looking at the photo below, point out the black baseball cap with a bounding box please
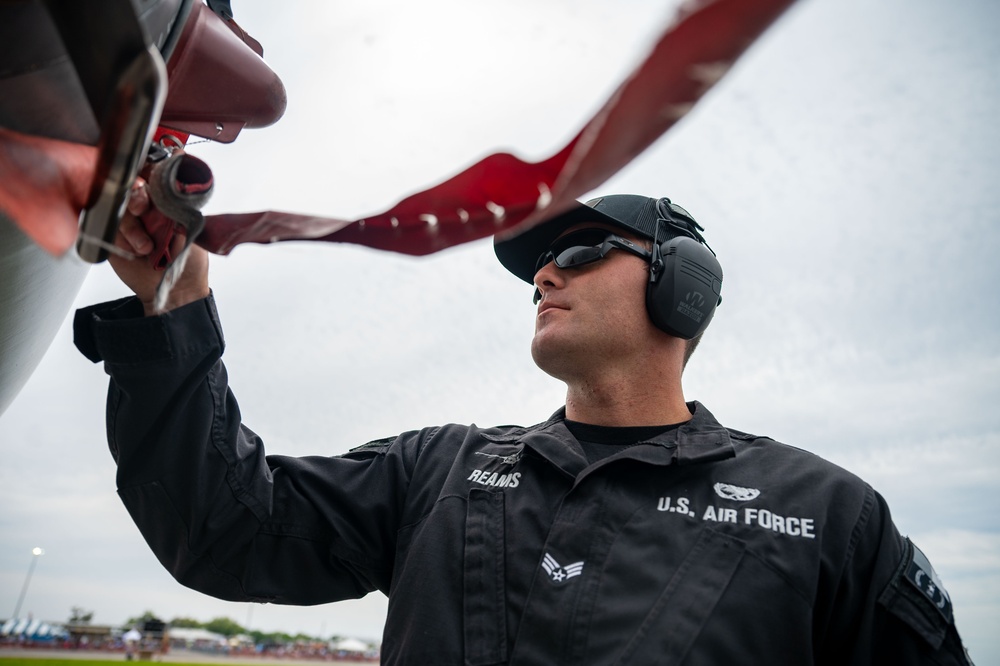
[494,194,700,283]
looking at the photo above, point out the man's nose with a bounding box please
[533,260,565,304]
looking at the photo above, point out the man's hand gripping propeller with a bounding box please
[112,138,212,315]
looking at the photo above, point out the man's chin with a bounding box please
[531,337,584,382]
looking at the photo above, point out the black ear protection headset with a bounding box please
[644,198,723,340]
[494,193,723,341]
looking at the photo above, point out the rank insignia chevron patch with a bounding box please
[542,552,584,585]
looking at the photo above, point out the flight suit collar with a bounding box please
[482,401,736,478]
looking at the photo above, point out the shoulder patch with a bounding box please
[879,538,956,651]
[904,541,953,624]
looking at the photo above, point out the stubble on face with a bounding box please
[530,251,655,384]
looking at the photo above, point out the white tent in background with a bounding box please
[5,618,37,637]
[168,627,228,648]
[0,617,63,640]
[333,637,369,654]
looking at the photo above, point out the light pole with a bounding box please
[12,547,44,619]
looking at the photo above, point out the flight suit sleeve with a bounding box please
[822,486,973,665]
[74,294,419,605]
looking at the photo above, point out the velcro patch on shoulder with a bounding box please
[905,541,954,624]
[879,538,954,650]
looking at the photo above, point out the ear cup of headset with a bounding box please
[646,236,723,339]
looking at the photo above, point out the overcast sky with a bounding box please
[1,0,998,661]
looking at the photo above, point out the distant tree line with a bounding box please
[69,607,94,624]
[121,610,326,645]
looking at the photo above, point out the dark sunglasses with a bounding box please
[534,228,652,275]
[532,229,652,304]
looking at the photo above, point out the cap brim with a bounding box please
[493,204,635,284]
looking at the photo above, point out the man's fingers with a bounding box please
[127,178,150,216]
[117,214,153,256]
[117,178,154,255]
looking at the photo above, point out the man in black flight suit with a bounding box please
[75,191,973,665]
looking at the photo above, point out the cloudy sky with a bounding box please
[1,0,998,660]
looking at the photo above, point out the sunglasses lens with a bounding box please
[535,229,612,274]
[554,245,603,268]
[535,250,554,275]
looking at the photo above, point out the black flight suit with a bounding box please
[75,294,972,665]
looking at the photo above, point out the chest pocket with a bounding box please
[464,489,508,666]
[616,528,746,665]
